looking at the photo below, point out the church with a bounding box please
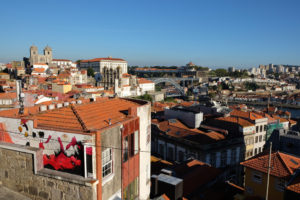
[29,45,53,65]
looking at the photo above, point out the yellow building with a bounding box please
[241,151,300,200]
[52,82,72,94]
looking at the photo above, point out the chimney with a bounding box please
[40,105,47,112]
[150,175,158,198]
[77,100,82,104]
[48,104,55,110]
[56,103,62,108]
[63,102,69,107]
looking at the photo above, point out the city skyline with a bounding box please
[1,0,300,68]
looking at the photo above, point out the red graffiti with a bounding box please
[57,137,65,152]
[43,152,81,170]
[45,135,52,143]
[86,147,92,155]
[39,135,52,149]
[66,137,77,150]
[0,123,13,144]
[39,142,44,149]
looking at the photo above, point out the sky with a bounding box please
[0,0,300,68]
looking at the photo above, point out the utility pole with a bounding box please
[265,142,272,200]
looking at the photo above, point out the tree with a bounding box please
[87,67,95,77]
[244,82,259,91]
[136,94,152,101]
[215,69,228,77]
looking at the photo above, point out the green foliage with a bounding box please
[208,92,216,98]
[215,69,228,77]
[164,97,176,102]
[87,67,95,77]
[135,94,152,101]
[228,70,249,78]
[187,90,193,96]
[155,85,162,91]
[244,82,259,91]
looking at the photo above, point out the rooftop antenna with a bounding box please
[17,80,24,115]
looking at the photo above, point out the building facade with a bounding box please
[0,98,151,200]
[29,46,53,65]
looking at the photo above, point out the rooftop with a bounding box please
[0,98,144,133]
[241,151,300,178]
[80,57,125,63]
[154,119,225,144]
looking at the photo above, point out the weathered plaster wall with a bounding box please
[0,144,95,200]
[137,102,151,200]
[101,125,122,200]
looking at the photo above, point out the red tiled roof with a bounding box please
[32,68,45,73]
[122,73,131,78]
[52,59,71,62]
[271,115,289,123]
[35,98,139,132]
[230,109,264,120]
[286,175,300,194]
[0,92,17,99]
[0,98,141,133]
[80,57,125,63]
[156,119,225,143]
[216,116,254,127]
[174,159,222,197]
[138,78,154,84]
[241,151,300,178]
[33,63,47,65]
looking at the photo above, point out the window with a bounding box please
[259,147,262,153]
[134,131,139,155]
[231,149,236,164]
[129,134,134,157]
[260,125,263,132]
[254,148,257,155]
[275,178,285,192]
[221,151,226,167]
[159,144,165,158]
[102,148,113,178]
[255,136,258,143]
[252,171,262,183]
[210,153,216,167]
[259,135,262,142]
[123,178,139,200]
[256,126,259,133]
[167,146,174,160]
[123,136,128,162]
[178,151,184,162]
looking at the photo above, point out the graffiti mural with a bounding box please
[42,136,84,175]
[0,117,92,176]
[0,123,13,143]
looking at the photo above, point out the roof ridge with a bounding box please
[70,104,88,132]
[277,152,295,175]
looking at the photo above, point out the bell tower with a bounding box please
[29,45,38,65]
[44,45,53,64]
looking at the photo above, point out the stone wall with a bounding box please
[0,143,95,200]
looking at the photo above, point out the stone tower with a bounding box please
[43,46,52,64]
[29,45,38,64]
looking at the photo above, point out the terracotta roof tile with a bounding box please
[80,57,125,63]
[286,175,300,194]
[241,151,300,178]
[216,116,254,127]
[230,109,265,120]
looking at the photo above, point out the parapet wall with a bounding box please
[0,142,95,200]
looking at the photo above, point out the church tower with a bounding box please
[29,45,38,65]
[44,46,53,64]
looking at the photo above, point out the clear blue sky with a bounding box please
[0,0,300,68]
